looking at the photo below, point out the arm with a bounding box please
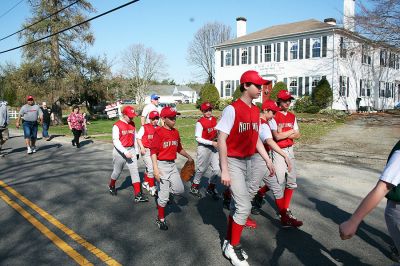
[151,154,160,182]
[112,125,133,158]
[16,114,21,129]
[266,138,292,172]
[256,138,275,177]
[288,118,301,139]
[137,139,146,155]
[218,132,230,186]
[339,180,392,240]
[271,129,295,141]
[178,149,193,161]
[195,121,216,147]
[141,116,146,126]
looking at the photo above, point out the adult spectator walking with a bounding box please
[67,106,85,148]
[16,96,43,154]
[141,94,160,126]
[40,102,53,141]
[0,100,9,155]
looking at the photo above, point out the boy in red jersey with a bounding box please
[108,106,148,203]
[217,70,275,266]
[269,90,303,226]
[190,102,220,200]
[137,110,159,196]
[151,107,193,230]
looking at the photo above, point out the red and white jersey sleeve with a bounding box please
[195,122,213,146]
[137,126,144,139]
[215,105,235,135]
[268,118,277,131]
[259,123,272,143]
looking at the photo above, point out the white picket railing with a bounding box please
[8,109,18,119]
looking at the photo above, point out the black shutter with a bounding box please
[220,81,224,97]
[322,36,327,57]
[284,41,288,61]
[260,45,263,62]
[347,77,349,97]
[299,39,303,59]
[339,76,343,96]
[231,49,235,66]
[236,49,240,65]
[298,77,303,96]
[231,81,235,96]
[255,46,258,64]
[277,43,281,62]
[236,80,239,90]
[306,39,310,59]
[248,47,252,64]
[305,77,310,95]
[221,50,224,67]
[359,79,362,96]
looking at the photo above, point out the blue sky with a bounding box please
[0,0,350,84]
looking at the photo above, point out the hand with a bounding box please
[212,141,218,149]
[339,220,358,240]
[16,122,20,129]
[140,147,146,155]
[187,156,193,162]
[221,170,231,186]
[285,156,292,173]
[267,159,275,177]
[124,152,134,159]
[154,169,161,182]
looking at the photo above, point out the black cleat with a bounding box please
[134,192,149,202]
[251,206,261,215]
[190,186,202,198]
[109,186,117,196]
[156,218,168,230]
[206,188,220,200]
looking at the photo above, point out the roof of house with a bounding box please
[144,85,196,97]
[217,19,336,47]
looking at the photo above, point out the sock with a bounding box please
[230,220,244,246]
[275,197,285,213]
[109,179,116,187]
[148,177,155,187]
[283,188,294,210]
[192,183,199,189]
[226,216,233,241]
[133,182,141,195]
[157,204,165,220]
[257,185,270,197]
[207,183,216,191]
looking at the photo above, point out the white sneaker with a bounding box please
[223,243,249,266]
[32,146,37,153]
[149,186,157,196]
[27,147,32,154]
[142,182,150,191]
[222,240,248,260]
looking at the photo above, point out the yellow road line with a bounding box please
[0,190,93,266]
[0,180,121,266]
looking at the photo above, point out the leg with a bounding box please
[385,200,400,255]
[192,145,212,185]
[22,122,33,153]
[156,161,171,230]
[31,123,38,152]
[143,148,156,195]
[127,150,148,202]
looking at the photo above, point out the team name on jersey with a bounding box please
[163,140,178,148]
[238,122,259,133]
[121,129,135,135]
[277,122,294,128]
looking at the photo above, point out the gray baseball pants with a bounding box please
[193,144,220,185]
[249,153,284,199]
[272,146,297,189]
[228,157,252,225]
[111,147,140,184]
[157,160,185,207]
[385,200,400,252]
[142,148,154,178]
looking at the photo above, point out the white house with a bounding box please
[214,0,400,112]
[143,85,198,104]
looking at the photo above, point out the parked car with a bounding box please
[121,99,136,104]
[158,102,176,109]
[395,102,400,109]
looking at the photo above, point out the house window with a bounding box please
[225,81,232,97]
[361,45,371,65]
[241,48,248,64]
[386,82,392,98]
[225,51,232,66]
[312,38,321,58]
[340,37,347,58]
[311,76,320,93]
[339,76,347,96]
[360,79,365,97]
[264,44,272,62]
[380,50,387,66]
[290,41,298,60]
[289,77,298,96]
[379,82,385,97]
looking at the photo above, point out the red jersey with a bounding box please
[150,127,183,161]
[274,111,296,148]
[141,124,158,148]
[198,116,217,141]
[226,99,260,158]
[114,120,136,147]
[260,118,271,152]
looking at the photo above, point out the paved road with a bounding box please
[0,114,399,265]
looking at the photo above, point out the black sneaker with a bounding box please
[190,186,202,198]
[206,187,220,200]
[156,218,168,230]
[389,245,400,262]
[109,186,117,196]
[251,206,261,215]
[232,244,246,261]
[134,192,149,203]
[71,140,76,146]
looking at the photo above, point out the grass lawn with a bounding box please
[8,112,345,151]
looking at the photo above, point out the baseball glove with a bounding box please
[180,160,195,182]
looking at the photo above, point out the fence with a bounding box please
[8,109,18,119]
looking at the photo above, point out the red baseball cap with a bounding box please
[122,106,137,118]
[149,110,159,119]
[27,95,34,101]
[262,100,281,112]
[200,102,213,111]
[277,90,294,101]
[160,107,180,118]
[240,70,270,85]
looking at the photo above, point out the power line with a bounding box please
[0,0,81,42]
[0,0,140,55]
[0,0,24,20]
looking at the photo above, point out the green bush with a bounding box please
[217,98,233,111]
[232,85,241,101]
[304,105,321,114]
[293,96,313,113]
[319,108,348,118]
[198,83,220,107]
[255,102,262,111]
[311,78,333,109]
[270,81,288,101]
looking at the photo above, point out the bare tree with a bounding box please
[187,22,232,84]
[121,44,167,107]
[355,0,400,46]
